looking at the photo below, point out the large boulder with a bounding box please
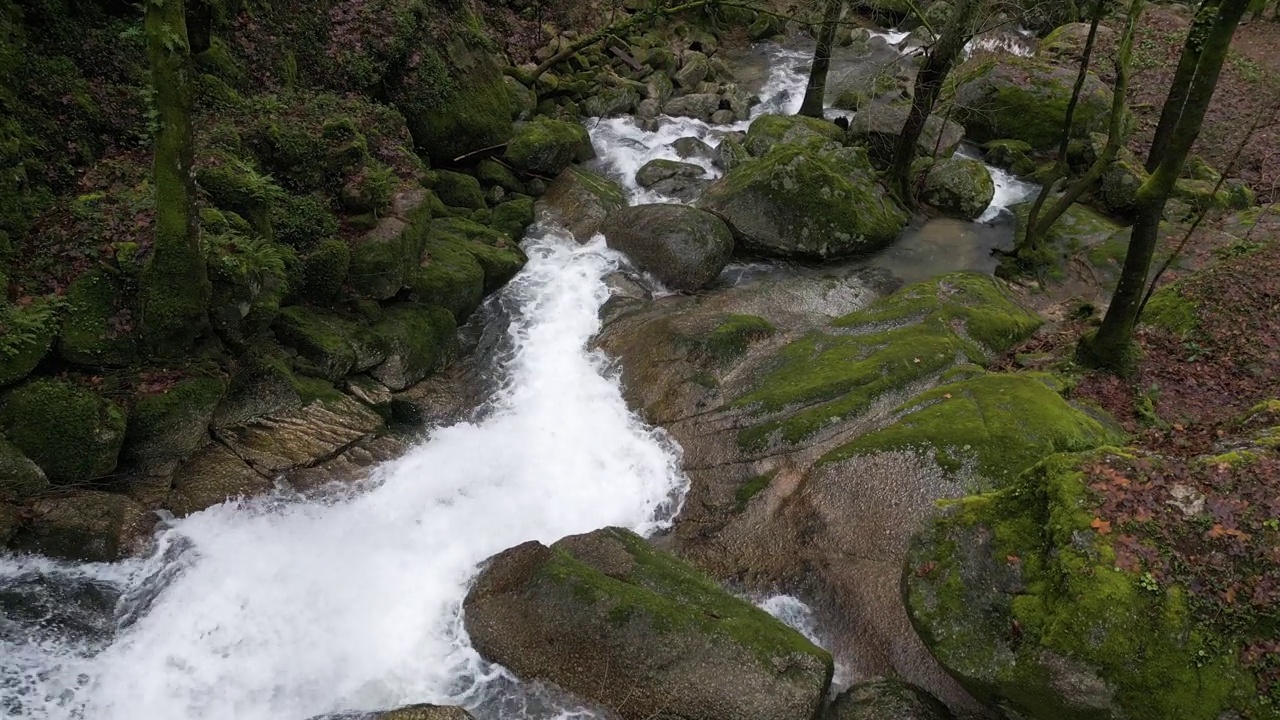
[953,58,1113,149]
[600,204,734,291]
[397,36,513,165]
[849,104,965,168]
[699,144,908,259]
[0,298,58,387]
[827,679,955,720]
[369,304,458,391]
[663,93,722,121]
[504,118,593,176]
[636,159,706,188]
[9,490,156,562]
[743,114,846,157]
[464,527,833,720]
[921,156,995,220]
[0,378,127,485]
[408,217,527,321]
[124,376,227,473]
[166,443,272,517]
[58,269,139,367]
[905,449,1260,720]
[537,166,627,240]
[0,437,48,500]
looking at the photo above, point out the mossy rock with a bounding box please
[272,193,339,250]
[904,450,1259,720]
[1099,156,1147,216]
[0,297,59,387]
[272,306,362,382]
[828,679,955,720]
[822,373,1115,485]
[301,238,351,300]
[1011,200,1126,278]
[429,217,528,294]
[699,144,908,260]
[433,170,487,211]
[921,156,995,220]
[474,159,525,194]
[504,117,594,176]
[58,269,138,367]
[196,154,278,236]
[369,304,458,392]
[1173,177,1256,217]
[954,58,1113,150]
[125,376,227,471]
[734,273,1042,450]
[205,234,291,346]
[408,236,486,322]
[982,139,1036,176]
[10,490,155,563]
[742,114,845,157]
[699,314,776,363]
[490,196,535,240]
[0,436,49,500]
[1139,282,1198,337]
[0,378,127,485]
[464,527,833,720]
[849,104,965,168]
[539,165,627,240]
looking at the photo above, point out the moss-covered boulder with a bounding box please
[409,217,527,320]
[904,450,1261,720]
[0,297,59,387]
[0,378,127,485]
[635,158,706,188]
[58,269,138,367]
[432,170,487,211]
[849,104,965,168]
[396,36,514,166]
[490,196,535,240]
[301,238,351,300]
[0,436,48,500]
[601,204,734,291]
[743,114,846,157]
[733,273,1042,450]
[538,166,626,240]
[919,156,995,220]
[125,376,227,472]
[464,527,833,720]
[699,144,908,259]
[1098,156,1147,216]
[827,679,955,720]
[8,490,155,562]
[272,307,383,382]
[271,192,339,250]
[821,373,1115,483]
[369,304,458,391]
[205,233,291,347]
[504,117,593,176]
[1039,22,1116,66]
[982,139,1037,176]
[954,58,1113,150]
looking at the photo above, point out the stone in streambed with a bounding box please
[601,204,733,291]
[464,527,832,720]
[635,159,705,188]
[920,156,995,220]
[537,166,626,240]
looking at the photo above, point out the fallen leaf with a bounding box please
[943,393,953,399]
[1091,517,1112,535]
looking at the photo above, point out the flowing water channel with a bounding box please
[0,35,1034,720]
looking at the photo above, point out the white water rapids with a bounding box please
[1,38,1035,720]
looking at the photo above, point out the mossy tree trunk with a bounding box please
[1020,0,1143,257]
[799,0,843,118]
[1083,0,1249,372]
[889,0,981,204]
[1144,0,1222,172]
[142,0,210,357]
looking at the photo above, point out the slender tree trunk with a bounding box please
[1023,0,1143,252]
[889,0,980,203]
[800,0,843,118]
[1083,0,1249,372]
[142,0,210,357]
[1145,0,1222,172]
[1020,0,1106,252]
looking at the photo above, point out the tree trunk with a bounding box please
[1084,0,1249,372]
[889,0,980,203]
[1145,0,1222,172]
[1019,0,1106,253]
[1022,0,1143,253]
[142,0,210,357]
[800,0,843,118]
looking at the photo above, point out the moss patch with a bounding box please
[0,378,126,485]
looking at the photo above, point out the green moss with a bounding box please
[734,274,1040,450]
[205,233,291,346]
[196,154,281,236]
[490,196,535,239]
[0,378,126,485]
[735,470,777,511]
[271,193,338,250]
[369,303,458,391]
[475,159,525,194]
[958,58,1112,149]
[1140,284,1199,337]
[432,170,487,211]
[700,314,776,362]
[59,269,139,367]
[922,156,995,220]
[407,234,486,322]
[125,375,226,469]
[539,527,832,671]
[0,297,59,386]
[0,435,47,499]
[743,114,846,157]
[982,139,1036,176]
[272,306,358,381]
[301,238,351,300]
[503,117,592,176]
[822,373,1116,486]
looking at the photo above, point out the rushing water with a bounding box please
[1,36,1037,720]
